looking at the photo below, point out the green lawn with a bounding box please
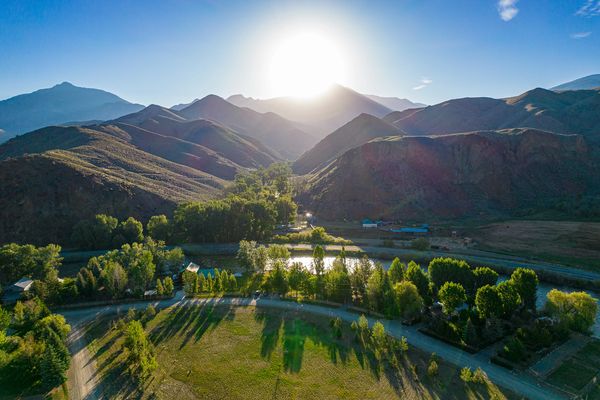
[546,339,600,394]
[85,304,517,400]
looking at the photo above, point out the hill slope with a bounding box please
[293,113,401,174]
[227,85,392,138]
[552,74,600,91]
[178,95,315,159]
[365,94,426,111]
[0,82,143,141]
[383,88,600,141]
[299,129,598,220]
[0,126,224,244]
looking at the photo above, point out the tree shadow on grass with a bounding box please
[147,299,235,350]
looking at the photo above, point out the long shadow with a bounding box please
[254,307,284,360]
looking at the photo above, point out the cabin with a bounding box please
[184,262,200,274]
[2,277,34,303]
[362,219,378,228]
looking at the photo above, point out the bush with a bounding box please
[411,238,430,251]
[501,337,527,363]
[427,360,439,377]
[460,367,473,382]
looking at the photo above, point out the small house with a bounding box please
[2,277,34,303]
[362,219,378,228]
[184,262,200,274]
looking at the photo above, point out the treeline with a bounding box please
[0,299,71,395]
[181,268,238,296]
[70,163,298,249]
[236,244,598,340]
[0,239,182,305]
[76,238,182,300]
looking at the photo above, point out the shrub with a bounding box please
[427,360,439,377]
[460,367,473,382]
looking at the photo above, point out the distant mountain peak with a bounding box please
[551,74,600,91]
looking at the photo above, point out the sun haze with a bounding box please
[267,31,346,98]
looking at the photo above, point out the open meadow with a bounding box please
[84,304,517,400]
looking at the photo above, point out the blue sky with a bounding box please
[0,0,598,106]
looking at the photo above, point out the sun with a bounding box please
[268,31,346,98]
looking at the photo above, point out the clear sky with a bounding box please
[0,0,598,106]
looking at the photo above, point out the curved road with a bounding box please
[61,292,567,400]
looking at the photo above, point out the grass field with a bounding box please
[546,339,600,394]
[474,220,600,270]
[85,304,517,400]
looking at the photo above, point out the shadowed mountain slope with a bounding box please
[178,94,315,159]
[293,113,401,174]
[299,129,599,221]
[383,88,600,141]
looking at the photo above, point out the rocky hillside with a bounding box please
[384,88,600,141]
[299,129,598,220]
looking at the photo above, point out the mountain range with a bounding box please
[551,74,600,91]
[1,76,599,243]
[0,82,144,141]
[227,85,398,138]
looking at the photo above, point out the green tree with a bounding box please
[76,267,97,298]
[118,217,144,245]
[371,321,387,357]
[237,240,258,272]
[475,285,502,319]
[437,282,466,315]
[182,270,198,297]
[323,257,352,304]
[288,262,308,297]
[351,255,373,304]
[366,263,397,317]
[265,261,288,295]
[267,244,290,266]
[388,257,404,284]
[411,237,430,251]
[428,257,473,292]
[312,245,326,297]
[0,243,62,285]
[163,276,174,296]
[497,280,521,318]
[146,215,172,242]
[545,289,598,333]
[394,281,424,320]
[123,320,157,381]
[472,267,499,292]
[101,261,128,298]
[71,214,118,250]
[156,279,164,296]
[405,261,431,305]
[509,268,538,311]
[274,196,297,225]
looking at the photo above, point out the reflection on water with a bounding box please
[288,256,600,338]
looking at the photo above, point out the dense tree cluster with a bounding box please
[71,214,144,250]
[173,163,297,243]
[76,238,183,299]
[181,268,238,297]
[0,243,61,286]
[0,299,71,394]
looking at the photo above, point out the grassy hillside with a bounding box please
[0,126,225,244]
[84,304,515,400]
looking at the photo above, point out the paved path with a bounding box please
[530,334,590,377]
[60,293,567,400]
